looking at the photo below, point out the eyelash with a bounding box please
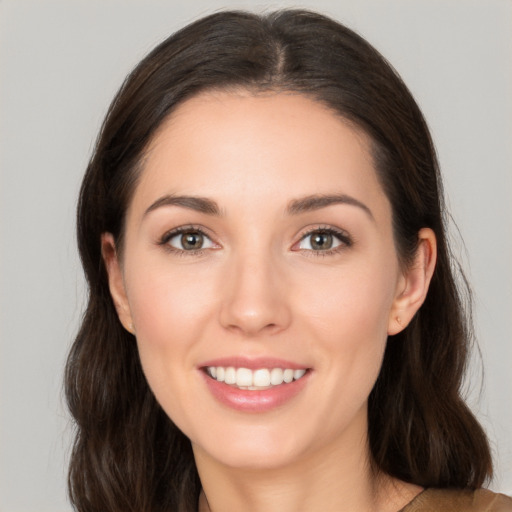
[158,225,215,257]
[157,225,353,257]
[295,226,353,257]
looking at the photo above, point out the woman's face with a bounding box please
[105,91,427,471]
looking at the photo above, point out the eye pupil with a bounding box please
[311,232,333,250]
[181,232,203,250]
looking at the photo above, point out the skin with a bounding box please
[103,91,436,512]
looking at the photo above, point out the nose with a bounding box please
[218,251,292,337]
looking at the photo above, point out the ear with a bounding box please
[388,228,437,335]
[101,233,135,335]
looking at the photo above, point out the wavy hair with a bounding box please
[65,9,492,511]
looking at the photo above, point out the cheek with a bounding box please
[296,261,397,342]
[123,258,219,403]
[127,259,216,346]
[295,260,397,399]
[124,260,219,424]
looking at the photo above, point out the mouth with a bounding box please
[200,359,312,412]
[204,366,308,390]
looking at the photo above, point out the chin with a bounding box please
[203,444,301,471]
[191,419,321,471]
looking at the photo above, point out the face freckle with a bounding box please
[109,90,408,471]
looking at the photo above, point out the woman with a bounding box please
[65,9,512,512]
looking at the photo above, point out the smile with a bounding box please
[206,366,307,389]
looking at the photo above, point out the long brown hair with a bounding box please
[66,9,492,511]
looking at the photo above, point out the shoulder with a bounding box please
[401,488,512,512]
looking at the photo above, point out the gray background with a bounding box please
[0,0,511,510]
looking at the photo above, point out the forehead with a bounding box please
[129,91,388,219]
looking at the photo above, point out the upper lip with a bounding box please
[199,356,310,371]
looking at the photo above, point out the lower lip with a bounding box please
[201,371,311,412]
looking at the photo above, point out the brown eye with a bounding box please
[181,232,204,250]
[164,229,215,252]
[309,231,333,250]
[297,228,351,252]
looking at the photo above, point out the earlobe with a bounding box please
[101,233,135,335]
[388,228,437,335]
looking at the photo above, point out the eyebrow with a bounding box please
[143,192,374,220]
[286,193,374,220]
[144,195,222,217]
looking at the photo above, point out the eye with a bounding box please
[296,228,351,252]
[161,227,216,252]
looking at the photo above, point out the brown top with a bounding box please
[400,488,512,512]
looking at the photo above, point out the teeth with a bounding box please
[294,369,306,380]
[270,368,283,385]
[283,369,294,383]
[236,368,253,387]
[253,369,270,387]
[206,366,307,389]
[224,367,236,385]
